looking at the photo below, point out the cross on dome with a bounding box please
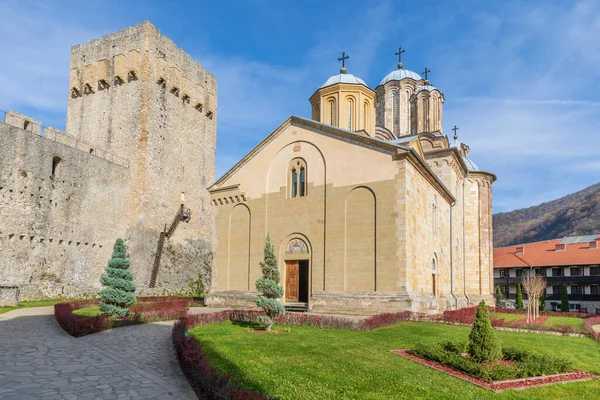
[395,46,406,69]
[422,66,431,81]
[452,125,459,140]
[338,52,349,74]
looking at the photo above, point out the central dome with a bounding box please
[320,73,367,89]
[379,69,421,86]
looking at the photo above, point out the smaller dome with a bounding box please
[415,85,441,95]
[379,69,422,86]
[449,138,463,149]
[462,156,480,172]
[320,73,366,88]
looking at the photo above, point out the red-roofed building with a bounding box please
[494,235,600,313]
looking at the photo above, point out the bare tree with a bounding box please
[522,273,546,323]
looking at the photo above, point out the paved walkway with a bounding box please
[0,307,197,400]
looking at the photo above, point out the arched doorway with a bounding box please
[283,237,310,304]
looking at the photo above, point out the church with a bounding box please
[206,51,496,314]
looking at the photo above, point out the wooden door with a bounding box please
[285,261,299,302]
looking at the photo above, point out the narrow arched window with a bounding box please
[328,99,336,125]
[404,90,410,134]
[422,97,428,132]
[392,90,399,134]
[52,156,62,176]
[363,102,368,130]
[291,168,298,198]
[289,158,307,198]
[299,167,305,196]
[347,100,352,130]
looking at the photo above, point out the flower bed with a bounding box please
[492,307,589,319]
[392,349,595,392]
[410,341,571,381]
[584,316,600,342]
[441,307,586,334]
[55,296,190,337]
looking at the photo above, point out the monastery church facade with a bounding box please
[207,55,495,314]
[0,22,494,314]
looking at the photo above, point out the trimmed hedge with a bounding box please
[411,341,572,382]
[55,296,192,337]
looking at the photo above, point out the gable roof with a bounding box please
[494,236,600,268]
[209,115,455,204]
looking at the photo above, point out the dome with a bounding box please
[449,138,463,149]
[415,84,441,95]
[379,69,422,86]
[320,73,367,88]
[462,156,480,172]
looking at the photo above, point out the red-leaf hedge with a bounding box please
[584,316,600,342]
[55,296,192,337]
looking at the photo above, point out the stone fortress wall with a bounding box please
[0,22,216,300]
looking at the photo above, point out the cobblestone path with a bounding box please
[0,307,196,399]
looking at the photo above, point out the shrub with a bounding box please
[468,301,502,363]
[494,286,504,308]
[539,294,546,311]
[584,316,600,342]
[561,285,569,312]
[99,238,137,317]
[254,234,285,332]
[516,283,524,310]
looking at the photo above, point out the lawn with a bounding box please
[72,306,103,317]
[491,312,585,329]
[189,321,600,400]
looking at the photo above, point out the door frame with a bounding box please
[280,234,312,304]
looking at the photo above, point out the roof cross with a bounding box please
[395,46,405,69]
[452,125,459,140]
[338,52,349,74]
[422,66,431,81]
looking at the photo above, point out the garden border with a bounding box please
[54,296,198,337]
[391,349,596,392]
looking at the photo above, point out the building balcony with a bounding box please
[494,276,600,286]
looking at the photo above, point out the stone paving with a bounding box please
[0,307,196,399]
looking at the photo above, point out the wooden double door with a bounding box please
[285,260,309,303]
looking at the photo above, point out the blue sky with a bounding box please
[1,0,599,213]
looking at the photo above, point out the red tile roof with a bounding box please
[494,236,600,268]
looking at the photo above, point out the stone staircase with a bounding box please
[284,302,308,313]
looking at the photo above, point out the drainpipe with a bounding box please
[450,205,458,310]
[463,175,470,306]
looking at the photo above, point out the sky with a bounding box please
[1,0,599,213]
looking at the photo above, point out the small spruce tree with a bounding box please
[254,233,285,332]
[99,238,137,317]
[494,286,503,308]
[468,301,502,363]
[516,283,524,310]
[561,284,569,312]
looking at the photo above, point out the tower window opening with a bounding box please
[52,156,62,177]
[289,159,307,198]
[347,99,353,130]
[299,167,305,196]
[23,120,30,130]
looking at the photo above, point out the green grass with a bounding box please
[190,321,600,400]
[491,312,585,329]
[72,306,103,317]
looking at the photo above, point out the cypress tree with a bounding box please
[254,233,285,332]
[468,301,502,363]
[99,238,137,317]
[538,294,546,311]
[516,283,524,310]
[494,286,503,308]
[561,284,569,312]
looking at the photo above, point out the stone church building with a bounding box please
[206,58,495,314]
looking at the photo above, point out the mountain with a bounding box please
[493,182,600,247]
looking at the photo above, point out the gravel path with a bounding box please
[0,307,196,400]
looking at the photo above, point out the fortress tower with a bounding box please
[0,22,216,299]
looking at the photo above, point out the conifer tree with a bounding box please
[468,301,502,363]
[254,233,285,332]
[539,294,546,311]
[561,284,569,312]
[99,238,137,317]
[494,286,503,308]
[516,283,524,310]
